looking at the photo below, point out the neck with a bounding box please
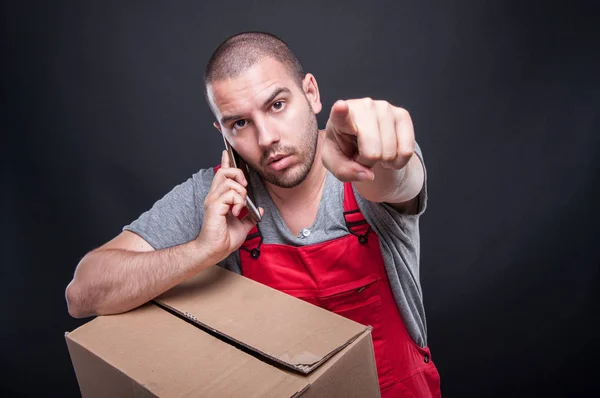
[264,132,327,208]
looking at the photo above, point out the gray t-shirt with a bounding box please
[124,142,430,347]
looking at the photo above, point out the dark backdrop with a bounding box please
[3,1,599,397]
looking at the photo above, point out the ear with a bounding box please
[213,121,222,133]
[302,73,322,115]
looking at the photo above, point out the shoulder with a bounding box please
[190,167,218,195]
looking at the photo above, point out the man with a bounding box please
[66,32,441,397]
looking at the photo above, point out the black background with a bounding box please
[3,1,599,397]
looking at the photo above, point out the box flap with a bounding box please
[154,266,368,374]
[67,303,310,398]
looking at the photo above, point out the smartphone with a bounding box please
[223,137,262,223]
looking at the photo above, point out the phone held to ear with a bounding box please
[223,137,262,223]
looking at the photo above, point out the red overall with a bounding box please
[232,172,440,396]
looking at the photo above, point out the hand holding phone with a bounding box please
[195,146,263,264]
[223,137,262,223]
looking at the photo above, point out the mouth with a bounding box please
[266,154,293,171]
[267,154,289,164]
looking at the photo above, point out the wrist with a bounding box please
[188,239,219,269]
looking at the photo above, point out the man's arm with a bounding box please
[65,231,214,318]
[66,152,261,318]
[322,98,426,214]
[353,152,424,214]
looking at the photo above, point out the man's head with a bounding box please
[204,32,322,188]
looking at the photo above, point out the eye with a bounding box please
[271,101,285,111]
[233,119,247,129]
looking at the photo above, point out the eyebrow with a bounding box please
[219,87,292,126]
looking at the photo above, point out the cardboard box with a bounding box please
[65,266,381,397]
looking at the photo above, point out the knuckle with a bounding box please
[235,168,244,178]
[216,167,227,177]
[227,179,239,189]
[226,190,236,202]
[358,97,373,107]
[398,146,414,159]
[375,100,389,110]
[381,151,396,162]
[362,148,381,161]
[396,107,410,119]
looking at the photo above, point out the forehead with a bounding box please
[207,58,297,117]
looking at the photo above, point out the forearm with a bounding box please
[353,153,424,203]
[66,240,212,318]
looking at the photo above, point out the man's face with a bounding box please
[207,58,322,188]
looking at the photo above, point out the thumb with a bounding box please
[329,100,357,135]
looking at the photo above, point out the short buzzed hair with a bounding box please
[203,32,305,103]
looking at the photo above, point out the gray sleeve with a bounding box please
[354,140,428,275]
[123,168,215,249]
[352,141,430,346]
[410,141,428,217]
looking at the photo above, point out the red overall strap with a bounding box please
[242,225,262,258]
[343,182,371,243]
[238,181,441,396]
[343,181,359,212]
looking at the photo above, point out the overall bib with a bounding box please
[230,170,441,396]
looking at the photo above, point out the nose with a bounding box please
[255,117,280,149]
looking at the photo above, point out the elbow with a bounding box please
[65,279,94,319]
[66,252,102,319]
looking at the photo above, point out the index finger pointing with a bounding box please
[329,100,358,135]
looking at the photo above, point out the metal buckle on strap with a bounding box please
[241,227,264,259]
[344,210,370,244]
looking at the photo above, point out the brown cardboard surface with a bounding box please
[65,333,155,398]
[155,266,368,373]
[302,330,381,398]
[66,266,380,397]
[66,303,309,398]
